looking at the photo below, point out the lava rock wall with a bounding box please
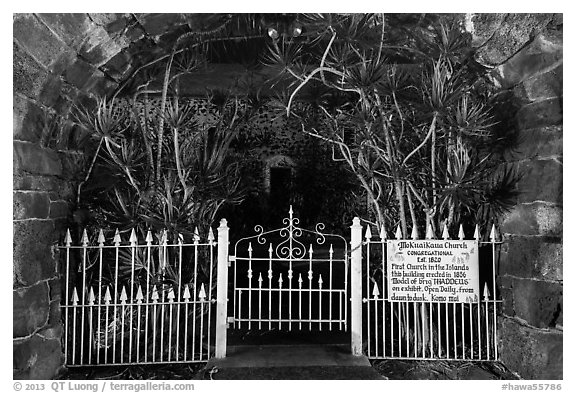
[468,13,563,379]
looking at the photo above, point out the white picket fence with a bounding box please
[60,211,501,366]
[356,220,502,361]
[60,224,224,366]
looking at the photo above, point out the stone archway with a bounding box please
[13,13,563,380]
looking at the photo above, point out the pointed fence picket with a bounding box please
[357,220,502,361]
[60,226,219,366]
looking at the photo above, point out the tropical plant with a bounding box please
[261,13,521,357]
[70,29,270,361]
[263,13,520,238]
[73,91,249,239]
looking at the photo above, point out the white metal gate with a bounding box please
[230,207,349,332]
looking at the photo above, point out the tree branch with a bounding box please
[287,66,359,115]
[401,112,437,166]
[76,138,103,205]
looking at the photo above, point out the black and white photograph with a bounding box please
[11,9,565,387]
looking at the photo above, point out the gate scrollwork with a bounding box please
[242,206,329,260]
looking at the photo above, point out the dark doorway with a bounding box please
[269,167,292,225]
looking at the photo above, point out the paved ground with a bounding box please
[60,341,518,380]
[202,344,518,380]
[206,344,385,380]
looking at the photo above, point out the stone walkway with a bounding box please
[59,343,517,380]
[206,344,385,380]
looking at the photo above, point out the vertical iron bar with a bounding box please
[288,208,293,331]
[160,284,166,362]
[175,235,183,361]
[397,303,401,357]
[453,303,457,359]
[112,230,120,364]
[268,245,273,330]
[421,304,425,358]
[184,285,190,361]
[207,230,215,358]
[461,303,465,359]
[469,300,473,359]
[329,245,333,331]
[144,231,152,362]
[168,288,174,361]
[390,301,394,357]
[384,296,388,358]
[238,290,242,327]
[104,288,110,364]
[413,302,417,358]
[485,293,490,359]
[136,288,142,362]
[88,288,94,364]
[339,291,342,331]
[344,254,349,332]
[152,296,157,362]
[298,274,303,330]
[192,235,199,358]
[288,255,293,331]
[199,288,205,360]
[445,301,449,359]
[477,300,482,359]
[405,303,409,358]
[258,273,263,329]
[120,288,126,362]
[96,230,104,365]
[71,289,78,364]
[278,274,283,330]
[491,233,498,360]
[318,275,323,331]
[80,231,88,365]
[129,230,136,362]
[247,243,253,329]
[429,302,433,358]
[437,301,441,358]
[190,293,195,361]
[64,230,71,365]
[374,294,379,357]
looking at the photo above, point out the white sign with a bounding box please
[387,240,480,303]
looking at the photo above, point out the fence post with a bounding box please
[350,217,363,356]
[215,218,229,358]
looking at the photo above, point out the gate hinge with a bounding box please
[228,255,236,266]
[227,317,235,323]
